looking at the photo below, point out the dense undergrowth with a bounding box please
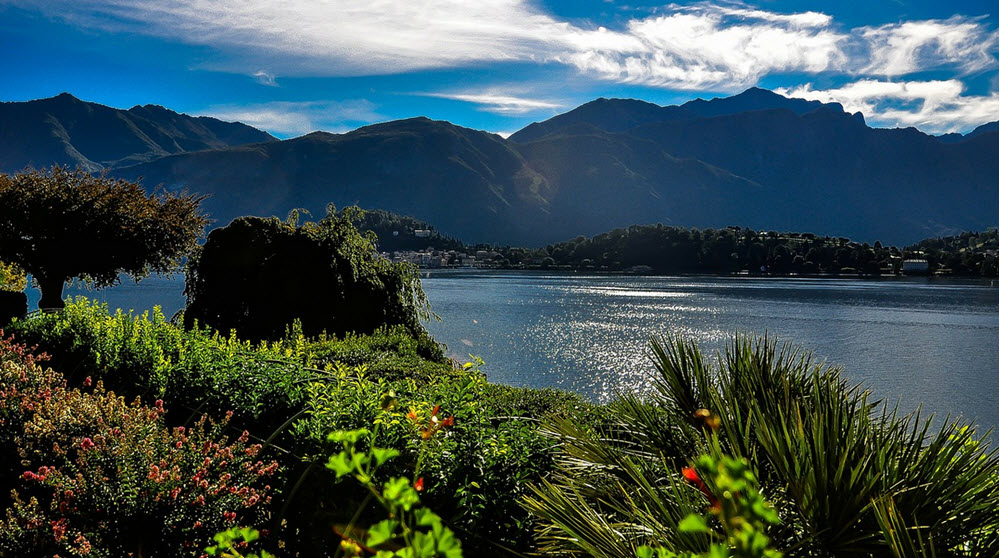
[2,297,597,556]
[0,298,996,557]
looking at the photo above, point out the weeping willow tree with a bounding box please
[524,335,998,558]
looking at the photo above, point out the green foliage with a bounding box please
[0,335,278,557]
[292,360,579,557]
[6,298,576,555]
[4,298,309,428]
[637,441,782,558]
[325,428,462,558]
[184,206,432,342]
[0,262,26,292]
[521,225,904,275]
[0,166,207,308]
[206,527,275,558]
[304,326,448,384]
[525,334,999,558]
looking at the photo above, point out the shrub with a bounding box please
[5,298,309,429]
[304,326,448,384]
[184,207,430,342]
[290,362,580,557]
[0,337,278,557]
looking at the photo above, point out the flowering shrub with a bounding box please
[292,361,571,556]
[0,335,279,557]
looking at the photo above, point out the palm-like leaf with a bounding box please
[524,334,999,557]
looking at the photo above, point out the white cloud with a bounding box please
[565,7,848,90]
[252,70,277,87]
[16,0,577,75]
[858,17,998,76]
[775,80,999,133]
[424,90,563,114]
[198,100,383,137]
[11,0,999,130]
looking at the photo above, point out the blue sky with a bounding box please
[1,0,997,138]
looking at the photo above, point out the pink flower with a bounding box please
[80,437,95,450]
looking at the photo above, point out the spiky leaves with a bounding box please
[525,335,998,557]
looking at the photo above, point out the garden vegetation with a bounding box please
[0,167,994,557]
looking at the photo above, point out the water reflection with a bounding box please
[422,271,998,435]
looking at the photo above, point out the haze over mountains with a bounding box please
[1,89,995,246]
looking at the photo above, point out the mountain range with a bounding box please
[1,89,995,246]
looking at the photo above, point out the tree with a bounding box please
[0,166,208,309]
[183,206,431,341]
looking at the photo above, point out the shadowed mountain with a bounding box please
[937,121,1000,144]
[509,98,694,143]
[115,117,759,245]
[115,118,555,243]
[2,90,995,246]
[0,93,275,172]
[679,87,838,118]
[511,90,997,244]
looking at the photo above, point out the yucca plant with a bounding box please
[524,334,998,557]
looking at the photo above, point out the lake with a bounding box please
[419,271,999,434]
[25,271,1000,434]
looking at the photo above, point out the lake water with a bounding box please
[419,271,999,435]
[23,271,1000,434]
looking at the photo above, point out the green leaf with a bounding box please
[678,513,710,534]
[372,447,401,467]
[637,546,655,558]
[367,519,400,547]
[326,452,354,477]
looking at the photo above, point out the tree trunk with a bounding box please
[36,275,65,311]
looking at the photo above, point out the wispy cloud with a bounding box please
[858,16,998,76]
[18,1,995,87]
[775,80,999,134]
[198,100,383,137]
[12,0,998,131]
[423,90,563,115]
[252,70,277,87]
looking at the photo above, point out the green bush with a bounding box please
[304,326,448,384]
[7,300,574,555]
[289,361,584,557]
[5,298,308,430]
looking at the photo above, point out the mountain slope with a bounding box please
[114,116,767,244]
[511,90,997,243]
[115,118,558,243]
[0,93,275,172]
[1,90,995,246]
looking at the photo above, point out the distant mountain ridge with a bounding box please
[0,90,995,246]
[0,93,275,172]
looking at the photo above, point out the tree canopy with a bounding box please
[0,166,208,309]
[183,206,431,341]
